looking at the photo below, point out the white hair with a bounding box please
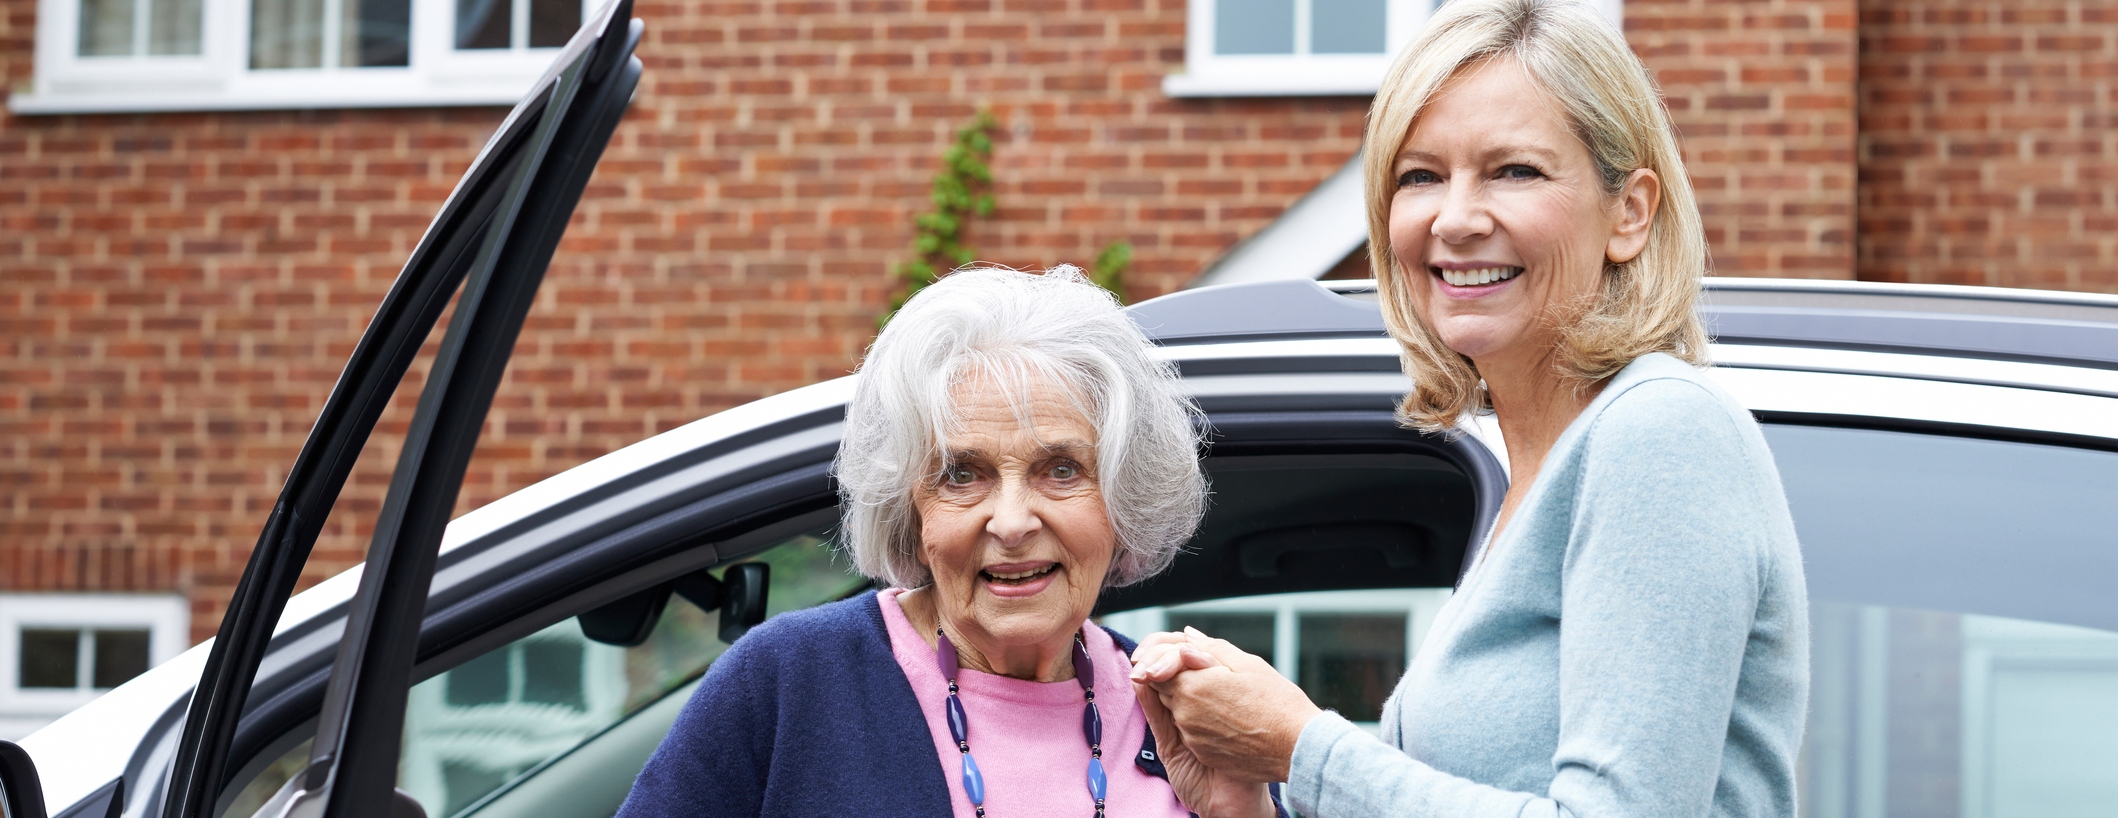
[834,265,1208,589]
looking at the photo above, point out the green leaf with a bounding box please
[883,109,1003,326]
[1092,240,1131,304]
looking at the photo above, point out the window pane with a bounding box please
[1311,0,1385,54]
[250,0,324,68]
[341,0,410,66]
[521,639,585,711]
[1297,613,1404,722]
[445,650,511,706]
[1769,427,2118,817]
[441,760,514,816]
[90,628,151,688]
[77,0,136,56]
[456,0,511,49]
[1167,612,1276,663]
[527,0,576,48]
[19,629,81,689]
[1763,426,2118,632]
[394,531,865,817]
[148,0,204,55]
[1805,604,2118,818]
[1215,0,1294,55]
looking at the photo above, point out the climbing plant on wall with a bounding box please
[883,111,998,325]
[882,111,1133,326]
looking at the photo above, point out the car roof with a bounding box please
[1131,277,2118,372]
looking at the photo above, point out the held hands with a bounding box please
[1129,628,1323,818]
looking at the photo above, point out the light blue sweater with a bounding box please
[1288,352,1809,818]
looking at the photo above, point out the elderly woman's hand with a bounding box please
[1130,662,1276,818]
[1131,629,1323,785]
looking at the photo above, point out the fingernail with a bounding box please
[1183,626,1205,638]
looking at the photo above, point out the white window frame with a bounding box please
[1164,0,1623,97]
[0,593,189,739]
[1957,614,2118,818]
[1100,589,1452,728]
[12,0,587,114]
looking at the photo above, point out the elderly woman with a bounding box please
[1131,1,1808,817]
[617,266,1215,817]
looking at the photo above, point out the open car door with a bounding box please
[143,5,646,818]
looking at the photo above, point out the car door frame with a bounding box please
[152,5,645,818]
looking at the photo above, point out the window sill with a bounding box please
[9,80,534,115]
[1162,72,1384,98]
[1161,61,1389,98]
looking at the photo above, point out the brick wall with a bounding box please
[0,0,1377,640]
[1,0,2111,641]
[1629,0,1860,278]
[1858,0,2118,290]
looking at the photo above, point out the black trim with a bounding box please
[417,463,836,663]
[309,12,642,814]
[1755,410,2118,454]
[426,403,848,582]
[158,72,531,818]
[0,740,48,818]
[1200,410,1507,579]
[156,6,643,818]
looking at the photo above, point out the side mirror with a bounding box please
[0,740,47,818]
[717,563,769,643]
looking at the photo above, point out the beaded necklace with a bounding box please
[936,627,1107,818]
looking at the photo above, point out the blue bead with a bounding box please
[1086,757,1107,801]
[946,695,968,744]
[962,753,986,805]
[1082,699,1101,747]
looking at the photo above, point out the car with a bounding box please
[7,18,2118,818]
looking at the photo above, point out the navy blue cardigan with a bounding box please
[614,592,1176,817]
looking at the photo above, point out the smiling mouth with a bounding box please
[982,564,1057,586]
[1434,266,1522,287]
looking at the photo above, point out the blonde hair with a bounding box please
[1362,0,1710,432]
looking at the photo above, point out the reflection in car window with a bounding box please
[1763,425,2118,632]
[1764,425,2118,818]
[1805,603,2118,818]
[1101,589,1452,727]
[219,531,867,818]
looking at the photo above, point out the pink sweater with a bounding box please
[879,589,1192,818]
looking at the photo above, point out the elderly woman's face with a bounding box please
[1387,57,1655,366]
[912,377,1115,656]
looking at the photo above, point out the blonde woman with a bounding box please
[1129,1,1809,816]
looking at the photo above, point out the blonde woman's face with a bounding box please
[1387,57,1646,367]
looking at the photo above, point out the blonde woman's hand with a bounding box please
[1130,639,1275,818]
[1132,628,1321,784]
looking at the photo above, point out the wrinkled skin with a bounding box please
[896,375,1117,683]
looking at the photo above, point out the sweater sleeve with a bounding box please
[1287,377,1774,818]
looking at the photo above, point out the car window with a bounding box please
[1101,589,1453,728]
[1110,426,2118,815]
[1762,424,2118,818]
[219,530,867,818]
[1805,602,2118,818]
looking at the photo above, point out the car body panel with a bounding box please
[20,276,2118,816]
